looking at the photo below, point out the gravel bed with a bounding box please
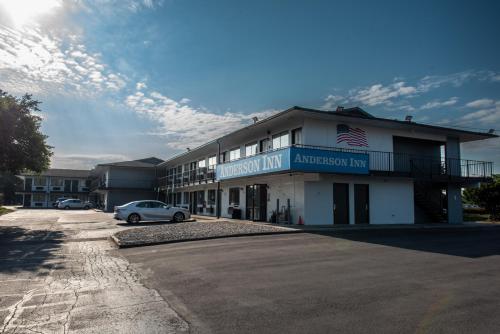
[112,220,299,247]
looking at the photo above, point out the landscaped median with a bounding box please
[111,220,300,248]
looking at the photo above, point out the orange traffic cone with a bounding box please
[298,216,304,225]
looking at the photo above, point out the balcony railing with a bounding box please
[158,144,493,189]
[294,144,493,180]
[159,167,216,190]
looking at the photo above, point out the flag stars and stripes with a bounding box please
[336,124,368,147]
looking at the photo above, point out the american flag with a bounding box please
[337,124,368,147]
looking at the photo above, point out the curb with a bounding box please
[110,230,303,249]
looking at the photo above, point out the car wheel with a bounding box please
[64,206,70,210]
[84,205,90,210]
[127,213,141,224]
[173,212,185,222]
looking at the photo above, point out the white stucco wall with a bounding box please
[303,175,414,225]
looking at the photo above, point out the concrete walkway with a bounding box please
[192,214,500,232]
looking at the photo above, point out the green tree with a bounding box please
[464,175,500,220]
[0,90,53,174]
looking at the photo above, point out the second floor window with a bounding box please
[208,155,217,167]
[229,148,240,161]
[33,176,46,186]
[272,131,289,149]
[245,142,258,157]
[292,128,302,145]
[260,138,271,152]
[198,159,206,168]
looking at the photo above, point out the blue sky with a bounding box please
[0,0,499,170]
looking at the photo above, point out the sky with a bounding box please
[0,0,499,171]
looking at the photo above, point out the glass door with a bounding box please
[246,184,267,222]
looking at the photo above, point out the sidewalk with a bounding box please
[192,215,500,232]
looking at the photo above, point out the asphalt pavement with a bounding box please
[121,229,500,334]
[0,209,188,334]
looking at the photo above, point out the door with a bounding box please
[333,183,349,224]
[246,184,267,221]
[354,184,370,224]
[71,180,79,192]
[23,194,31,207]
[64,180,71,192]
[189,192,197,214]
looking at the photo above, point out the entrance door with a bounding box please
[354,184,369,224]
[246,184,267,221]
[23,194,31,207]
[189,192,197,214]
[333,183,349,224]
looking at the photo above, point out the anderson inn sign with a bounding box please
[216,146,369,181]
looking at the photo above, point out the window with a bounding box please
[229,188,240,206]
[208,189,216,205]
[197,190,205,204]
[260,138,271,152]
[33,176,46,186]
[183,192,189,204]
[272,131,289,149]
[51,178,63,186]
[32,193,45,202]
[208,155,217,167]
[291,128,302,145]
[175,193,182,205]
[229,148,240,161]
[198,159,206,168]
[245,142,258,157]
[137,201,162,208]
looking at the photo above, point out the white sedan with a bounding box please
[57,199,92,210]
[113,200,191,223]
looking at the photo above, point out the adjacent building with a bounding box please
[156,106,496,225]
[89,157,163,211]
[17,169,91,208]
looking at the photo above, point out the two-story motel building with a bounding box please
[156,106,496,225]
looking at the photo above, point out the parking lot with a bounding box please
[0,209,187,334]
[1,209,500,333]
[121,228,500,334]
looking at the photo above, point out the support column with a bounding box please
[447,183,463,224]
[446,136,463,224]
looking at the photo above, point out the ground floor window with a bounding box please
[175,192,182,205]
[32,193,46,202]
[208,189,216,205]
[229,188,240,206]
[183,192,189,204]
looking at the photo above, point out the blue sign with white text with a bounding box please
[216,148,290,181]
[289,147,369,174]
[215,147,369,181]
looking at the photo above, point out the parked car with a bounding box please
[57,199,92,210]
[53,197,69,207]
[113,200,190,223]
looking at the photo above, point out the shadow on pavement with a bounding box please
[309,228,500,258]
[0,226,65,273]
[116,221,176,227]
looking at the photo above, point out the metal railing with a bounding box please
[159,144,493,189]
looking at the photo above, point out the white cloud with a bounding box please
[350,81,417,106]
[51,153,130,169]
[0,25,127,95]
[125,90,278,149]
[461,101,500,124]
[136,81,147,90]
[321,94,344,110]
[465,98,495,109]
[420,97,458,110]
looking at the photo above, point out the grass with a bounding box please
[0,206,14,216]
[463,212,493,222]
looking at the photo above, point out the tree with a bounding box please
[0,90,53,174]
[463,175,500,220]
